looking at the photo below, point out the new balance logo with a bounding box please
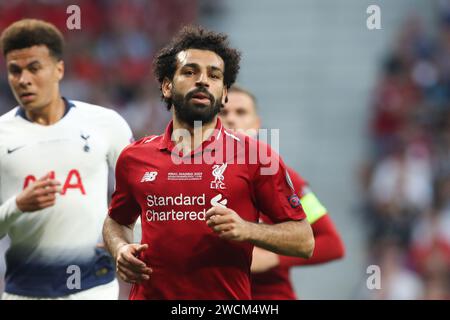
[211,194,227,208]
[141,171,158,182]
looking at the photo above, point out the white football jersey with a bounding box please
[0,99,133,297]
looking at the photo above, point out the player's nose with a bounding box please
[18,70,32,87]
[195,72,210,87]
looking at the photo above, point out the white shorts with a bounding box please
[1,279,119,300]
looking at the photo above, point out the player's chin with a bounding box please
[20,99,41,111]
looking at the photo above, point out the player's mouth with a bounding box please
[190,92,211,105]
[19,92,36,102]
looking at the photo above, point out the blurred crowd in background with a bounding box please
[360,4,450,299]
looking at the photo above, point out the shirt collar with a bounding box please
[159,117,224,157]
[16,97,75,122]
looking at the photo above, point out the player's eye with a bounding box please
[210,72,222,80]
[183,69,195,76]
[8,66,21,76]
[28,65,40,73]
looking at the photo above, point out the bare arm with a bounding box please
[103,215,134,257]
[248,219,314,258]
[206,206,314,258]
[102,216,152,283]
[277,214,344,267]
[251,215,345,273]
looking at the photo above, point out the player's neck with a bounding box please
[172,115,218,153]
[25,96,65,126]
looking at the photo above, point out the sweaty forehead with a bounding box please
[176,49,224,71]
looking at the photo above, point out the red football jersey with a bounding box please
[251,169,344,300]
[108,119,306,300]
[251,170,308,300]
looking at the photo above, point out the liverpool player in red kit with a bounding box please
[220,85,345,299]
[102,26,315,300]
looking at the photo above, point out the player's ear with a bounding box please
[222,86,228,104]
[55,60,64,82]
[162,77,172,99]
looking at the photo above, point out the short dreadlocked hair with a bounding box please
[153,25,241,110]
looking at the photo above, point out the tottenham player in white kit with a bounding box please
[0,19,133,299]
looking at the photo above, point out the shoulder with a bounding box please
[222,129,243,143]
[222,130,266,153]
[235,131,276,154]
[0,107,22,140]
[68,100,132,144]
[231,131,281,165]
[69,100,127,123]
[133,135,163,148]
[286,167,308,188]
[0,107,20,124]
[117,134,162,162]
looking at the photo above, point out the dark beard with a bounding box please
[172,86,222,127]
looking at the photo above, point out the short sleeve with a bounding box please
[287,168,328,224]
[252,141,306,223]
[106,110,134,170]
[108,147,141,226]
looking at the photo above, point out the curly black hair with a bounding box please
[153,25,241,110]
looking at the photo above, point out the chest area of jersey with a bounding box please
[0,126,108,183]
[130,157,255,219]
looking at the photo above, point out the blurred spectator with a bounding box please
[362,7,450,299]
[377,240,424,300]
